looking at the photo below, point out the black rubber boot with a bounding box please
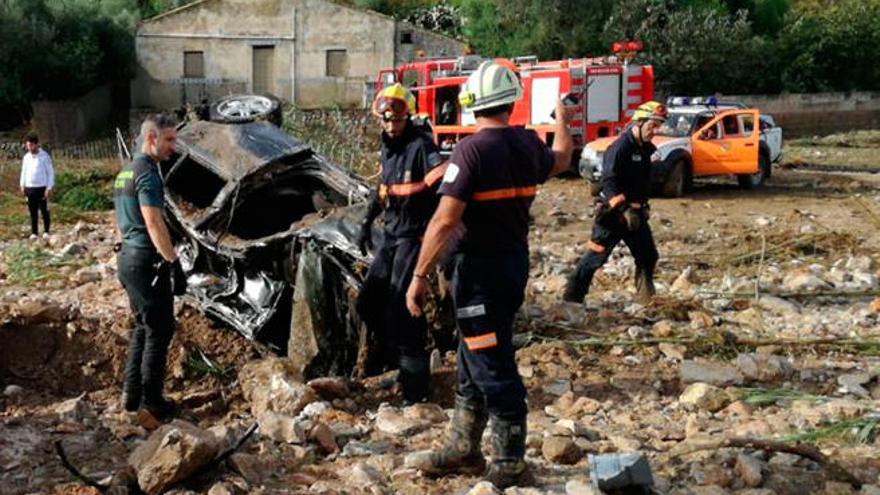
[484,417,531,489]
[121,389,140,413]
[562,271,593,303]
[141,397,178,422]
[635,265,656,303]
[404,395,488,475]
[399,354,431,405]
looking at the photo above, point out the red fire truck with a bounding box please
[375,46,654,158]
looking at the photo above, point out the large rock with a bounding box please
[238,357,317,417]
[757,296,801,315]
[679,383,730,412]
[735,353,793,382]
[782,271,830,292]
[128,420,220,495]
[375,404,429,436]
[542,436,583,464]
[680,360,744,386]
[257,411,307,444]
[735,453,764,488]
[467,481,503,495]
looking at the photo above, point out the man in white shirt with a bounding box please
[20,134,54,240]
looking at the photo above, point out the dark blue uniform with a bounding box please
[438,127,553,421]
[356,122,445,403]
[113,154,175,410]
[564,130,659,302]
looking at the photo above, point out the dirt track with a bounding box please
[1,167,879,494]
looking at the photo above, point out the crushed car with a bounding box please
[120,96,439,379]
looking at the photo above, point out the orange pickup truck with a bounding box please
[579,100,783,197]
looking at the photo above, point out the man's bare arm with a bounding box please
[413,196,466,277]
[548,98,575,177]
[406,196,467,316]
[141,205,177,262]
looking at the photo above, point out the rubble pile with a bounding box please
[1,172,880,494]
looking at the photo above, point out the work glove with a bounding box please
[357,221,374,256]
[170,259,187,296]
[623,208,642,232]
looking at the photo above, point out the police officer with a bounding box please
[563,101,668,304]
[114,114,186,419]
[355,83,447,404]
[403,61,574,488]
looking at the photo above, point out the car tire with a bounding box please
[588,181,601,197]
[209,94,282,125]
[737,153,770,189]
[662,159,689,197]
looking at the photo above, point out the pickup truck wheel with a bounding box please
[737,153,770,189]
[662,160,689,197]
[588,181,601,197]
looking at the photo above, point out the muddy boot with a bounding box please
[399,354,431,406]
[484,417,531,489]
[404,396,488,475]
[562,271,592,304]
[635,266,656,304]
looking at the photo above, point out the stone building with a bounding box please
[131,0,465,110]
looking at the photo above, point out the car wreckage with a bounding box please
[120,104,444,379]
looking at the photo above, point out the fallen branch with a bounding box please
[55,440,109,491]
[669,437,862,489]
[696,289,880,299]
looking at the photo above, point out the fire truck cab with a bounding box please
[374,52,654,164]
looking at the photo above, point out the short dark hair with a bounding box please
[25,133,39,144]
[474,103,514,119]
[139,113,177,140]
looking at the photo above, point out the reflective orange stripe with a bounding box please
[424,164,447,186]
[464,332,498,351]
[386,182,428,196]
[608,194,626,209]
[587,240,606,253]
[472,186,537,201]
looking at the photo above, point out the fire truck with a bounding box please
[374,45,654,160]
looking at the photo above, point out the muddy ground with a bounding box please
[1,166,879,495]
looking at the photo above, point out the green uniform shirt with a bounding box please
[113,153,164,250]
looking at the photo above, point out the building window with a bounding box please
[183,51,204,78]
[400,32,413,44]
[326,49,348,77]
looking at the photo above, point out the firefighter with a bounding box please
[355,83,447,405]
[562,101,668,304]
[403,61,574,488]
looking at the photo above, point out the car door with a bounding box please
[691,109,760,176]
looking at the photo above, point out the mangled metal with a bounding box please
[156,120,371,359]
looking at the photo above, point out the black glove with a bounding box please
[357,190,382,256]
[623,208,641,232]
[357,221,374,256]
[171,259,187,296]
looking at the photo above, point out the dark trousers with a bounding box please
[24,187,50,235]
[566,211,659,301]
[452,251,529,421]
[357,237,430,401]
[117,245,175,405]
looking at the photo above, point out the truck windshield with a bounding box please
[655,112,696,138]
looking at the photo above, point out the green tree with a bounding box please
[779,0,880,92]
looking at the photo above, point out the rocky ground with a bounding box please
[1,167,880,495]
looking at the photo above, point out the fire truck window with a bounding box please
[740,115,754,137]
[435,86,459,125]
[402,70,420,88]
[722,115,739,137]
